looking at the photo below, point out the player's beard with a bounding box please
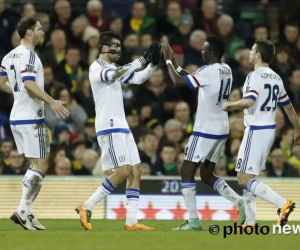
[109,54,120,63]
[33,35,41,46]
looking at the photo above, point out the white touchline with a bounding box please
[272,225,300,235]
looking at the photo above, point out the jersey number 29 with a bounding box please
[10,65,20,92]
[217,79,231,103]
[260,84,279,111]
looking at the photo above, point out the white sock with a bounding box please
[125,188,139,226]
[243,189,256,225]
[213,178,241,206]
[83,178,116,211]
[182,181,199,221]
[246,178,286,208]
[17,167,44,216]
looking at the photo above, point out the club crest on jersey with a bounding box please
[37,109,43,117]
[25,64,35,72]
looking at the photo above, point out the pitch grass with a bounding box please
[0,219,298,250]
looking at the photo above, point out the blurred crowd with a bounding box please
[0,0,300,178]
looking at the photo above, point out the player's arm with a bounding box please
[283,103,300,132]
[0,64,12,93]
[165,61,187,86]
[20,52,69,118]
[100,57,147,82]
[223,72,257,111]
[121,63,157,85]
[223,98,255,111]
[170,59,190,76]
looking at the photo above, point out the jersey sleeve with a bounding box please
[0,58,7,77]
[277,85,291,106]
[99,66,116,82]
[121,64,156,85]
[243,72,260,101]
[20,50,37,82]
[182,65,211,89]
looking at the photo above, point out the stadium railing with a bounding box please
[0,176,299,221]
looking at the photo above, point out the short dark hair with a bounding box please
[207,36,225,59]
[98,31,121,51]
[65,45,80,54]
[161,141,176,151]
[254,24,269,32]
[17,16,38,39]
[288,65,300,77]
[284,20,299,29]
[254,40,275,64]
[141,130,156,140]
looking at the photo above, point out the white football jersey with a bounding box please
[0,45,44,123]
[243,67,290,127]
[183,63,233,138]
[89,59,130,136]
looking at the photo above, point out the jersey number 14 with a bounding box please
[217,79,231,103]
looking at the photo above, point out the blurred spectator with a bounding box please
[0,137,13,167]
[279,127,294,160]
[83,118,98,151]
[36,12,51,53]
[246,24,269,48]
[125,107,144,142]
[171,45,185,67]
[55,45,89,92]
[45,85,88,132]
[119,33,139,65]
[270,45,294,85]
[86,0,108,32]
[141,162,151,176]
[107,13,123,34]
[83,149,99,174]
[139,103,152,122]
[137,68,181,121]
[123,1,156,37]
[2,147,27,175]
[73,71,96,118]
[82,26,100,65]
[54,157,72,176]
[53,123,71,145]
[122,81,138,109]
[71,15,89,50]
[217,14,241,61]
[71,139,87,173]
[43,65,63,96]
[163,119,183,150]
[288,145,300,174]
[286,66,300,111]
[266,148,299,177]
[10,30,20,49]
[174,101,193,135]
[0,0,18,57]
[144,118,164,142]
[280,21,299,53]
[229,115,244,139]
[140,33,152,49]
[296,35,300,61]
[47,145,67,175]
[40,29,67,69]
[195,0,218,35]
[139,131,159,169]
[51,0,75,42]
[184,30,206,66]
[157,1,182,36]
[232,49,253,88]
[21,3,36,17]
[0,157,3,174]
[169,9,194,49]
[153,141,178,175]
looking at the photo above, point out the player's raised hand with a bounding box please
[294,132,300,145]
[163,43,173,61]
[143,42,155,65]
[222,102,231,112]
[50,100,70,118]
[151,42,161,66]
